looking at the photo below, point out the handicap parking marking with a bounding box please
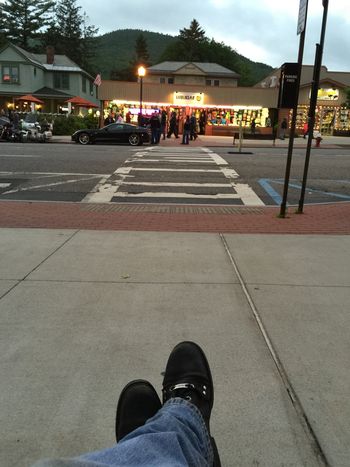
[258,178,350,205]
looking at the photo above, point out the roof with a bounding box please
[148,61,240,78]
[3,43,93,78]
[33,87,72,98]
[255,65,350,88]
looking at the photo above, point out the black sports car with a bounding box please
[72,123,150,146]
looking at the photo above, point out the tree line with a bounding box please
[0,0,98,73]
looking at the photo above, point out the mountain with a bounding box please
[93,29,274,86]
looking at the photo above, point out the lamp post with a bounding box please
[137,66,146,125]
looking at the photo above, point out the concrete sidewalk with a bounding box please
[52,133,350,148]
[1,228,349,466]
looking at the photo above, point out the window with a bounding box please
[2,65,19,84]
[34,68,37,77]
[82,77,86,93]
[168,77,174,84]
[54,73,70,90]
[214,80,220,86]
[160,77,165,84]
[89,81,94,96]
[206,79,211,86]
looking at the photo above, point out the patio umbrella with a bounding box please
[65,96,99,108]
[16,94,44,104]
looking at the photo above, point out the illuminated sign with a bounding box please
[316,88,339,101]
[173,92,204,106]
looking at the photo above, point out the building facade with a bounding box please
[256,65,350,135]
[99,61,278,136]
[0,43,99,114]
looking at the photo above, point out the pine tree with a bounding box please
[135,33,150,65]
[0,0,54,49]
[179,19,207,61]
[42,0,98,72]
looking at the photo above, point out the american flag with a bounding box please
[93,73,102,86]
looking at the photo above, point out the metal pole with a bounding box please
[140,76,143,117]
[298,0,329,213]
[279,9,308,217]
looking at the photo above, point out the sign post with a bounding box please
[298,0,329,213]
[279,0,309,218]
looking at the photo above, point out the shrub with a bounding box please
[52,114,99,135]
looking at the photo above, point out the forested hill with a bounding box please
[94,29,274,86]
[94,30,176,79]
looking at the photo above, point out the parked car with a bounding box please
[72,123,150,146]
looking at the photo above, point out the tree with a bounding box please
[42,0,98,72]
[135,33,150,65]
[179,19,207,61]
[0,0,54,49]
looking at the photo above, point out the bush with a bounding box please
[52,114,99,135]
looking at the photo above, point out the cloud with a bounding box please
[78,0,349,71]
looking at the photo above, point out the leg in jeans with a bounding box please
[77,399,213,467]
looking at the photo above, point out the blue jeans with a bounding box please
[182,130,190,145]
[32,399,213,467]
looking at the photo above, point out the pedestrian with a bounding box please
[31,341,221,467]
[125,111,132,123]
[251,118,256,135]
[160,109,167,140]
[265,116,271,127]
[150,111,161,144]
[104,113,114,126]
[181,115,191,145]
[280,118,288,140]
[190,114,197,140]
[116,114,123,123]
[167,111,179,139]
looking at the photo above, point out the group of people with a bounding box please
[149,111,198,145]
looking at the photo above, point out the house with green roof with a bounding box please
[0,43,99,114]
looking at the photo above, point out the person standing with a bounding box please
[167,111,179,139]
[181,116,191,145]
[190,114,197,140]
[150,112,161,144]
[280,118,288,140]
[104,113,114,126]
[160,110,167,140]
[250,118,256,135]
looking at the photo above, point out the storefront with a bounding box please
[99,81,278,135]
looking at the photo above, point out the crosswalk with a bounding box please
[82,147,264,206]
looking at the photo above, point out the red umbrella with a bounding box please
[65,96,99,108]
[16,94,44,104]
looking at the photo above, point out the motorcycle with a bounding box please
[20,118,53,143]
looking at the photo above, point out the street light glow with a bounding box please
[138,66,146,77]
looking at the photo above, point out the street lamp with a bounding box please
[137,66,146,125]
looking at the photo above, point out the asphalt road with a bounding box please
[0,142,349,206]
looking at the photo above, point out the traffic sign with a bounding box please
[297,0,308,35]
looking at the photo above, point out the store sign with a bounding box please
[297,0,308,35]
[173,92,204,106]
[314,88,339,101]
[279,63,300,109]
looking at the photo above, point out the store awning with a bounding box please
[15,94,44,104]
[65,96,99,108]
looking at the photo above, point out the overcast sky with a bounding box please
[78,0,349,72]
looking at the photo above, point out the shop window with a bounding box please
[214,80,220,87]
[2,65,19,84]
[206,79,212,86]
[54,73,70,90]
[160,77,165,84]
[82,76,86,92]
[168,77,174,84]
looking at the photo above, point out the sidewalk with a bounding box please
[53,133,350,148]
[0,228,349,466]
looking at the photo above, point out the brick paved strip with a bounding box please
[0,201,349,235]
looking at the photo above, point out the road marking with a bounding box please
[0,171,109,177]
[126,159,216,164]
[0,154,40,158]
[0,183,11,188]
[129,168,222,173]
[81,166,133,203]
[121,181,232,187]
[113,192,242,199]
[4,176,100,194]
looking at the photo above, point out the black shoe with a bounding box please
[162,341,213,429]
[116,380,161,442]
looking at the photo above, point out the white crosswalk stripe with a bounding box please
[82,147,264,206]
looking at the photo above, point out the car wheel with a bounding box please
[78,133,90,145]
[129,133,140,146]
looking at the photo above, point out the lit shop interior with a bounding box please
[103,99,272,135]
